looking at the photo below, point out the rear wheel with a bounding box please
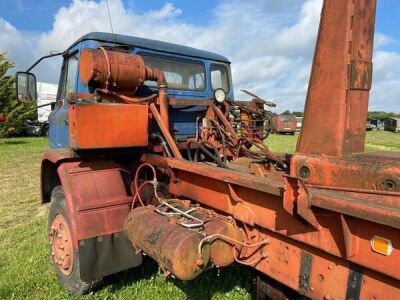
[48,186,100,295]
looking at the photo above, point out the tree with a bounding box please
[0,52,37,137]
[0,52,14,114]
[292,111,303,117]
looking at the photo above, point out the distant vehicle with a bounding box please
[296,116,303,131]
[368,118,383,130]
[384,117,400,133]
[0,114,6,123]
[24,82,57,136]
[272,114,297,135]
[366,120,376,131]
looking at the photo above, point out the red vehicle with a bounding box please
[272,114,297,135]
[14,0,400,298]
[0,114,6,123]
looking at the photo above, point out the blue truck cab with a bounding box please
[49,32,234,149]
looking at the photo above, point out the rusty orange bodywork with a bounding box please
[298,0,375,157]
[135,8,400,280]
[68,102,149,149]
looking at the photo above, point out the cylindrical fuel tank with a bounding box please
[203,218,243,267]
[124,206,210,281]
[79,48,146,91]
[167,201,243,268]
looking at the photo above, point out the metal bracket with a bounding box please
[283,176,321,230]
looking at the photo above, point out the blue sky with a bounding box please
[0,0,399,111]
[1,0,397,43]
[0,0,217,29]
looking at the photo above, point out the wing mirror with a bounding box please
[16,71,37,103]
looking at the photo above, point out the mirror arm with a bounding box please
[36,102,55,109]
[26,51,66,72]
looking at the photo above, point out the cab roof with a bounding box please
[70,32,230,63]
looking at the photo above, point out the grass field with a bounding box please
[0,131,399,299]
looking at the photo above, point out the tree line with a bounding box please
[291,111,400,120]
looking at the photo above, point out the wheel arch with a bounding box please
[41,150,74,204]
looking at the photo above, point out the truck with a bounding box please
[15,0,400,298]
[23,82,57,137]
[272,114,297,135]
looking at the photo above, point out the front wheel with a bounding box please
[48,186,100,295]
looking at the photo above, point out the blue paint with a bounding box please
[48,32,234,149]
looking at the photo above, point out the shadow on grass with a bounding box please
[101,258,160,291]
[101,258,254,299]
[172,265,254,299]
[3,140,27,145]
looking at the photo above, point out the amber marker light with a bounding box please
[371,236,393,256]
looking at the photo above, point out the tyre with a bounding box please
[48,186,100,295]
[42,125,49,137]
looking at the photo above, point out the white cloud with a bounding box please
[1,0,400,112]
[374,32,396,49]
[0,18,35,71]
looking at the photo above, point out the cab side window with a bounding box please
[59,54,78,99]
[211,64,230,92]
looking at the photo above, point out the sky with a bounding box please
[0,0,399,112]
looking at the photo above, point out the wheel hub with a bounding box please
[49,214,74,275]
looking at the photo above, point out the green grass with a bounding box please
[0,137,252,300]
[0,131,399,299]
[266,130,400,153]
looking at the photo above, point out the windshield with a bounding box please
[280,115,296,122]
[141,54,206,91]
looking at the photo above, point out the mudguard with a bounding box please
[41,150,142,280]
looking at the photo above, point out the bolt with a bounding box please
[196,258,204,266]
[60,256,64,261]
[51,251,55,256]
[328,265,333,270]
[57,233,62,239]
[183,200,191,209]
[310,286,315,291]
[168,217,178,225]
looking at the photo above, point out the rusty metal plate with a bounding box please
[69,103,148,149]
